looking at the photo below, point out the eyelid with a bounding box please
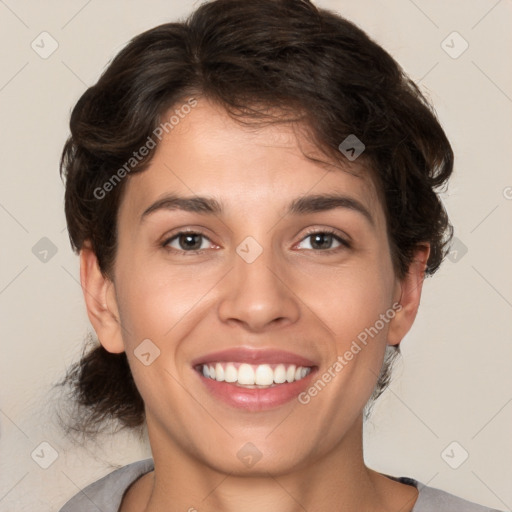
[161,226,351,255]
[161,228,217,252]
[295,227,351,250]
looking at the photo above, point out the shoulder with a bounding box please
[58,458,154,512]
[410,478,504,512]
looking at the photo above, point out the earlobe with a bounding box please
[387,244,430,347]
[79,242,125,354]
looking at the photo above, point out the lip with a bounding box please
[192,347,318,411]
[196,368,317,411]
[191,347,317,367]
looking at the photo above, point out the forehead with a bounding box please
[119,98,385,228]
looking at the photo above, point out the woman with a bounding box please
[57,0,503,510]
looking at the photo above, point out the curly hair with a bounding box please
[55,0,453,437]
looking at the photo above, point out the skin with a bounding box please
[81,98,428,512]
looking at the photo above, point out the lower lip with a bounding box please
[196,369,317,411]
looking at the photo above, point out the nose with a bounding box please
[217,246,301,332]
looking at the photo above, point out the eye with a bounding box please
[161,228,350,255]
[162,231,214,253]
[296,229,350,252]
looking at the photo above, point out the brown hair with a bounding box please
[55,0,453,437]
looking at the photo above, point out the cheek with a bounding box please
[304,258,395,392]
[305,259,394,337]
[295,281,395,440]
[113,254,205,339]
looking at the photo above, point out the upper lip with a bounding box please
[192,347,317,368]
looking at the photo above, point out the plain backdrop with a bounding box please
[0,1,511,510]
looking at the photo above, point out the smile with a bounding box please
[192,347,318,410]
[197,362,313,388]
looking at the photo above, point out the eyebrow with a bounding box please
[140,193,374,226]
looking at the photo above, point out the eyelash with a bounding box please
[161,228,351,255]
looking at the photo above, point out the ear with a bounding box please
[79,242,125,354]
[387,244,430,347]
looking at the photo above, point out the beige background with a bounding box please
[0,1,511,510]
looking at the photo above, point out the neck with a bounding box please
[136,414,417,512]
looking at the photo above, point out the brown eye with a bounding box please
[296,229,350,252]
[163,231,212,252]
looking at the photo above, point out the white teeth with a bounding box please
[274,364,287,384]
[238,364,255,385]
[224,363,237,383]
[199,362,312,386]
[255,364,274,386]
[286,365,296,383]
[215,362,225,382]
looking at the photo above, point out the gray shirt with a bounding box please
[59,458,503,511]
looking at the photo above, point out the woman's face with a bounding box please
[100,98,417,475]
